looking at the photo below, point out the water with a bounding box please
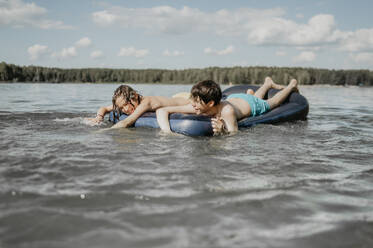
[1,83,373,248]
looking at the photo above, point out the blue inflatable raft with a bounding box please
[109,85,309,136]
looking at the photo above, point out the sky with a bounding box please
[1,0,373,70]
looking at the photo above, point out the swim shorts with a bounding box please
[227,93,270,117]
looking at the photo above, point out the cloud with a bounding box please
[91,5,348,48]
[204,45,234,55]
[350,52,373,64]
[92,6,287,36]
[27,44,49,60]
[90,50,104,59]
[163,49,184,56]
[293,51,316,63]
[92,5,373,55]
[338,29,373,52]
[75,37,92,48]
[92,6,206,35]
[50,37,93,60]
[118,47,149,58]
[52,46,77,59]
[92,10,117,26]
[247,14,341,46]
[0,0,73,29]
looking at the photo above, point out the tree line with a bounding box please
[1,61,372,85]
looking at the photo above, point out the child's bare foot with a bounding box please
[264,76,285,90]
[289,79,299,92]
[246,89,254,95]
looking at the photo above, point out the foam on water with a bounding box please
[54,116,105,127]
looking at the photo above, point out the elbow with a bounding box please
[100,106,108,112]
[156,108,167,117]
[156,108,171,132]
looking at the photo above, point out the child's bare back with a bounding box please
[86,85,189,128]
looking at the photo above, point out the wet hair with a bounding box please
[112,85,142,120]
[190,80,222,106]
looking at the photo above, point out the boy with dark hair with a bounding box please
[156,77,298,134]
[190,80,222,106]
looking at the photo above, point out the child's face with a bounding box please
[115,96,136,115]
[191,97,211,115]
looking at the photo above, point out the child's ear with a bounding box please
[207,100,215,107]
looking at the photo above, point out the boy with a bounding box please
[156,77,298,134]
[86,85,190,128]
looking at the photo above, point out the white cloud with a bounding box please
[94,5,373,55]
[118,47,149,58]
[339,29,373,52]
[163,49,184,56]
[50,38,93,60]
[92,10,117,26]
[204,45,234,55]
[92,6,207,34]
[27,44,49,60]
[293,51,316,63]
[350,52,373,64]
[52,46,77,59]
[75,37,92,48]
[90,50,104,59]
[92,6,287,36]
[91,5,347,48]
[0,0,73,29]
[247,14,340,46]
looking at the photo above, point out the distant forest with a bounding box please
[1,61,372,85]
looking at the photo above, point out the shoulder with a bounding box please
[219,102,237,120]
[142,96,167,110]
[221,102,235,114]
[140,96,152,106]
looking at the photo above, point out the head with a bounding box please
[190,80,222,114]
[112,85,142,117]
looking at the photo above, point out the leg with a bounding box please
[267,79,298,109]
[254,77,285,99]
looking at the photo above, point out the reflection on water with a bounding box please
[0,83,373,247]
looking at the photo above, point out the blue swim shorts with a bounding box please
[227,93,270,117]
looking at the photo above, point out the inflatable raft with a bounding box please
[109,85,309,136]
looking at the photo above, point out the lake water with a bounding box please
[0,83,373,248]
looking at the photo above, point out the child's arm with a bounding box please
[212,105,238,135]
[86,105,113,123]
[211,117,228,135]
[156,104,196,132]
[111,98,151,129]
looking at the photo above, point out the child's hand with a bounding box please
[211,117,226,135]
